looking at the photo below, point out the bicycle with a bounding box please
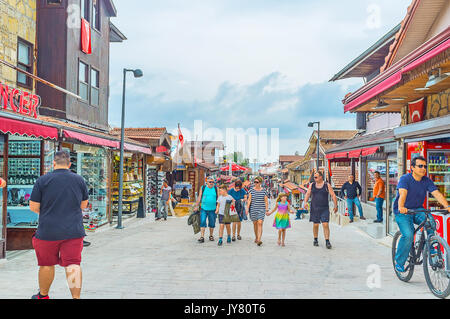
[392,209,450,298]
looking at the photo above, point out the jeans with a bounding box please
[200,209,217,228]
[346,197,363,220]
[158,199,168,219]
[375,197,384,221]
[395,212,435,267]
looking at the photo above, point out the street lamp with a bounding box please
[117,68,143,229]
[308,121,320,175]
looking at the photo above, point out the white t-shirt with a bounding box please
[217,195,234,215]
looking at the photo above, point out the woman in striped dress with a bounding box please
[246,176,269,246]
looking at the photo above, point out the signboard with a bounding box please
[0,82,41,118]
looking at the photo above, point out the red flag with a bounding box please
[81,18,92,54]
[408,98,424,123]
[178,125,184,147]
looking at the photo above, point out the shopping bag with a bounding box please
[223,200,240,223]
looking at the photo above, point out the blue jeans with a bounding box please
[395,212,435,267]
[375,197,384,221]
[346,197,363,220]
[200,209,217,228]
[158,199,168,219]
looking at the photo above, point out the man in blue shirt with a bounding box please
[29,151,89,299]
[393,156,450,272]
[340,175,365,222]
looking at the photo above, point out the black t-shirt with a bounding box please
[31,169,88,241]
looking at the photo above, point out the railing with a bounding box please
[330,196,384,220]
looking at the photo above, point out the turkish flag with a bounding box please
[409,98,424,123]
[178,126,184,147]
[81,18,92,54]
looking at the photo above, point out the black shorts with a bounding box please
[218,215,231,225]
[310,207,330,224]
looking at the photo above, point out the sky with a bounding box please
[108,0,412,162]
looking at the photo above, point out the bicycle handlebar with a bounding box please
[406,209,449,215]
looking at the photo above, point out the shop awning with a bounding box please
[334,152,348,159]
[344,36,450,113]
[348,149,362,158]
[124,143,152,155]
[0,117,58,139]
[64,130,119,148]
[326,153,335,159]
[362,146,379,156]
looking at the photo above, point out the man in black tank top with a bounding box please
[302,171,338,249]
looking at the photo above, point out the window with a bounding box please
[17,38,33,88]
[81,0,91,22]
[79,61,89,101]
[91,68,99,106]
[93,0,100,31]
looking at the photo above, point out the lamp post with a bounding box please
[308,121,320,174]
[117,68,143,229]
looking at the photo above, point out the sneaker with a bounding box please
[83,240,91,247]
[430,246,439,264]
[326,241,332,249]
[218,238,223,246]
[395,263,405,273]
[227,236,232,244]
[31,292,49,299]
[360,216,366,220]
[349,220,354,223]
[313,240,319,247]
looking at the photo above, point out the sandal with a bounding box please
[209,236,214,241]
[232,236,236,242]
[257,241,263,246]
[198,237,205,243]
[237,235,242,240]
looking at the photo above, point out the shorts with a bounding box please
[218,214,231,225]
[32,236,84,267]
[309,207,330,224]
[200,209,217,228]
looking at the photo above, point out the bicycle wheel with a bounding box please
[392,231,414,282]
[423,235,450,299]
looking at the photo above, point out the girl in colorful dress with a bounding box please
[266,193,296,246]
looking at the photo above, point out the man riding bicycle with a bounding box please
[393,156,450,273]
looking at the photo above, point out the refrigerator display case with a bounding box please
[427,145,450,210]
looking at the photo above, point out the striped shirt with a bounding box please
[249,188,268,212]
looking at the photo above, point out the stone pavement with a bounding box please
[0,212,436,299]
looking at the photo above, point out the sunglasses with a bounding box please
[314,176,320,179]
[254,181,260,184]
[415,164,427,169]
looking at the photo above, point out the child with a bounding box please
[266,193,296,246]
[216,185,236,246]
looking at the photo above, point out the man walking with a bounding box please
[302,171,338,249]
[29,151,89,299]
[371,171,385,223]
[157,179,172,221]
[340,175,365,222]
[196,177,218,243]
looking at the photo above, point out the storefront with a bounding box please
[145,155,167,215]
[326,131,398,237]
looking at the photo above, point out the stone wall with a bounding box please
[0,0,36,92]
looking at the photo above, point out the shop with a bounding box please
[0,116,59,252]
[145,155,168,215]
[326,130,399,237]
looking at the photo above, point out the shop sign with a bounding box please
[156,146,168,153]
[0,82,41,118]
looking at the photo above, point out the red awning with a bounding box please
[344,37,450,113]
[348,149,362,158]
[64,130,119,148]
[0,117,58,139]
[334,152,348,159]
[361,146,379,156]
[326,153,335,159]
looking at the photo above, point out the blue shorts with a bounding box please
[200,209,217,228]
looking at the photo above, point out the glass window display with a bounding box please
[75,147,109,229]
[0,135,5,235]
[6,136,41,228]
